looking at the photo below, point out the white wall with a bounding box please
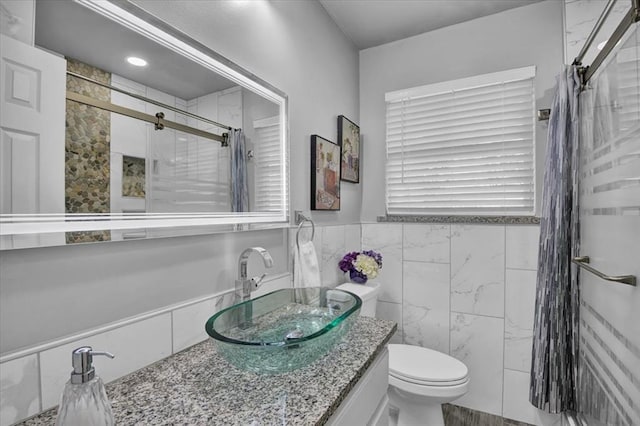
[0,0,360,355]
[359,0,564,221]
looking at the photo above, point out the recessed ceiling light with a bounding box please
[126,56,147,67]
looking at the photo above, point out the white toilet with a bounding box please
[336,281,469,426]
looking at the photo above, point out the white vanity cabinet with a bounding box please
[327,347,390,426]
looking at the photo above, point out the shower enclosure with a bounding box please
[570,1,639,424]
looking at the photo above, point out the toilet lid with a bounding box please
[388,344,468,384]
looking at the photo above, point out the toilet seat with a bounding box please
[389,373,469,399]
[389,371,469,387]
[388,344,469,388]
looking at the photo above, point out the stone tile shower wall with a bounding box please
[65,59,111,243]
[122,155,145,198]
[361,223,560,426]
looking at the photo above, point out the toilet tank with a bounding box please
[335,282,380,317]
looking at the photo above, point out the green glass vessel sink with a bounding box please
[205,287,362,374]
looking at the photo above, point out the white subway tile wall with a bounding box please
[39,313,173,410]
[0,355,40,426]
[172,298,219,353]
[0,278,278,424]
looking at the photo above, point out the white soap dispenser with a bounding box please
[55,346,115,426]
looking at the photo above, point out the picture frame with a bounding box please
[311,135,341,210]
[338,115,360,183]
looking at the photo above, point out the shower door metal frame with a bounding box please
[66,71,233,146]
[573,0,640,87]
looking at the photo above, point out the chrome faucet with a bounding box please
[235,247,274,303]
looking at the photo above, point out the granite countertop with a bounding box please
[21,317,396,426]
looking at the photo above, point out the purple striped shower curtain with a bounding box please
[529,65,581,413]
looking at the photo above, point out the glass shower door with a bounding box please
[577,23,640,426]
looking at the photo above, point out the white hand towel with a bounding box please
[293,240,321,288]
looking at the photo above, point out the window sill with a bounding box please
[378,215,540,225]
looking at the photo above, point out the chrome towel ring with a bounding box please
[295,213,315,250]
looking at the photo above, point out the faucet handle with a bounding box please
[249,273,267,289]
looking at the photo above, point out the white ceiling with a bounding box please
[35,0,236,100]
[318,0,545,50]
[34,0,547,97]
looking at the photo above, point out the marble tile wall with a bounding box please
[289,223,362,288]
[564,0,630,65]
[360,223,561,426]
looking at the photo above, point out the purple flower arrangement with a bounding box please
[338,250,383,284]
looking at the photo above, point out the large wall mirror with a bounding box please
[0,0,289,249]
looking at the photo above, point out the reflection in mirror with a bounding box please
[0,0,288,249]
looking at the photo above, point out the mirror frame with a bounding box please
[0,0,289,246]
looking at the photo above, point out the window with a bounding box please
[385,66,536,216]
[253,116,283,212]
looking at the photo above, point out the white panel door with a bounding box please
[0,34,66,214]
[0,34,66,247]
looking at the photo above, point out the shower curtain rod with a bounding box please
[66,71,237,141]
[66,90,228,145]
[573,0,640,87]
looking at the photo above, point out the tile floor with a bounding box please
[443,404,534,426]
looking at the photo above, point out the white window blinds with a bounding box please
[385,66,536,216]
[253,116,283,212]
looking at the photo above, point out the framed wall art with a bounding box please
[311,135,341,210]
[338,115,360,183]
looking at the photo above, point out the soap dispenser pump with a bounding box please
[55,346,115,426]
